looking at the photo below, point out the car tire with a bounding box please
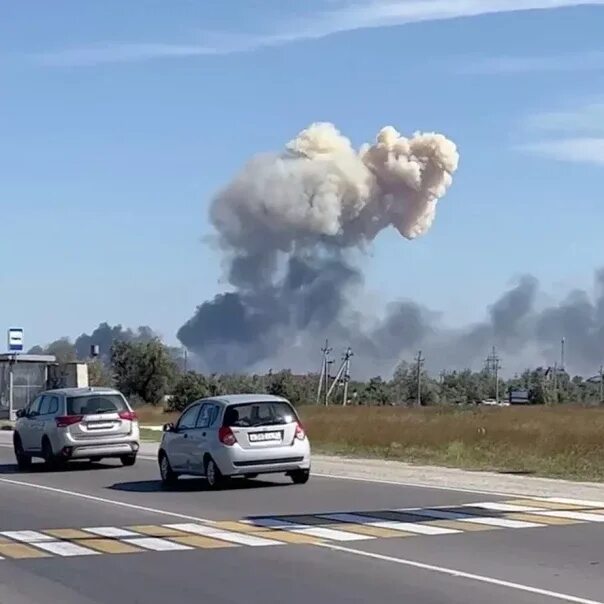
[13,434,31,471]
[290,469,310,485]
[205,457,225,490]
[158,452,178,487]
[89,457,102,463]
[120,454,137,467]
[42,437,60,470]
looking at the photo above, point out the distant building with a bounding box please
[508,389,531,405]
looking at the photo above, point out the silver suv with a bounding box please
[13,387,140,470]
[158,394,311,489]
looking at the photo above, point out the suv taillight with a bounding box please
[295,422,306,440]
[119,410,138,421]
[219,426,236,446]
[55,415,83,428]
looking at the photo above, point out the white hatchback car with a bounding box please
[158,394,311,488]
[13,387,140,470]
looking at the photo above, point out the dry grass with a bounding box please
[299,405,604,481]
[136,403,604,481]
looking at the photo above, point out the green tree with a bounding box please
[111,339,176,405]
[169,372,211,411]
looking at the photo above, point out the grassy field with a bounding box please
[137,404,604,482]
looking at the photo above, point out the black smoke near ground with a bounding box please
[176,120,604,378]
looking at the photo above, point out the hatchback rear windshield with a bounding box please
[223,402,297,428]
[67,394,128,416]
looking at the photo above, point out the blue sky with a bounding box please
[1,0,604,349]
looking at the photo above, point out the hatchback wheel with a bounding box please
[205,458,225,490]
[290,469,310,485]
[13,435,31,471]
[159,452,178,486]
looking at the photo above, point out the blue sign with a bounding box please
[8,328,23,352]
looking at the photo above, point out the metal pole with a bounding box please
[415,350,424,406]
[600,365,603,404]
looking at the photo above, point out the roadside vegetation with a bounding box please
[30,327,604,481]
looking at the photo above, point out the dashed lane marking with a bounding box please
[0,543,50,559]
[33,541,99,557]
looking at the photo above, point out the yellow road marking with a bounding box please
[426,520,500,532]
[83,539,143,554]
[44,529,92,540]
[505,513,583,525]
[0,537,11,544]
[331,523,414,538]
[127,525,186,537]
[257,531,320,544]
[0,544,50,559]
[170,535,237,549]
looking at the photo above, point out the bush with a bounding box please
[168,372,211,411]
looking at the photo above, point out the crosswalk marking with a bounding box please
[0,543,51,559]
[82,539,143,554]
[0,530,56,543]
[124,537,192,552]
[504,513,582,526]
[536,510,604,522]
[248,517,373,541]
[34,541,100,557]
[84,527,140,538]
[127,525,187,537]
[167,523,285,546]
[169,535,239,549]
[44,529,92,540]
[2,495,604,562]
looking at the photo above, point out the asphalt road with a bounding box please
[0,432,603,604]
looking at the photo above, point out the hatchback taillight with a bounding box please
[55,415,83,428]
[118,410,138,421]
[219,426,236,446]
[295,422,306,440]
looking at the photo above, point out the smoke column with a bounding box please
[178,122,460,373]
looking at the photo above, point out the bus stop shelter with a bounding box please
[0,354,57,421]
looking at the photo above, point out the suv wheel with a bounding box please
[120,454,137,467]
[13,435,31,471]
[42,438,59,470]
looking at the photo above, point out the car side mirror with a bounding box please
[163,422,175,433]
[15,409,25,419]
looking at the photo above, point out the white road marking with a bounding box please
[537,510,604,522]
[33,541,100,557]
[1,530,56,543]
[317,543,604,604]
[463,502,545,512]
[542,497,604,508]
[167,523,284,546]
[408,509,543,528]
[246,518,373,541]
[84,527,141,538]
[124,537,192,551]
[0,477,216,525]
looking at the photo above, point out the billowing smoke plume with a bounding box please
[178,122,459,373]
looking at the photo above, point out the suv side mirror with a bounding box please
[163,422,175,433]
[15,409,25,419]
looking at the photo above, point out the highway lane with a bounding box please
[0,435,603,603]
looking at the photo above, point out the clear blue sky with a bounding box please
[1,1,604,348]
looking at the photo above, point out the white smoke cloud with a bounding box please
[210,122,459,255]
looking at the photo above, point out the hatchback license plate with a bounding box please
[249,431,281,442]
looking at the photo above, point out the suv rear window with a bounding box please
[67,394,128,415]
[223,402,297,428]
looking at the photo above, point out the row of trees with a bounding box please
[31,331,604,410]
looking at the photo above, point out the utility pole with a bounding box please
[342,347,353,406]
[600,365,603,404]
[183,348,188,373]
[326,347,353,404]
[560,337,566,373]
[414,350,425,406]
[317,340,332,405]
[486,346,501,403]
